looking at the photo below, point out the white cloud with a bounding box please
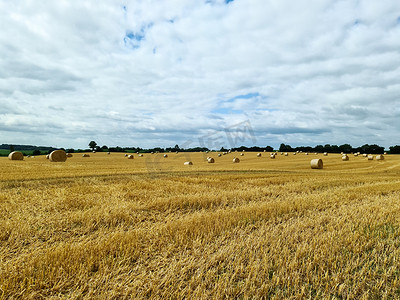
[0,0,399,149]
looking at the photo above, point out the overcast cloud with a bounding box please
[1,0,399,149]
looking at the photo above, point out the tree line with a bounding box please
[2,141,400,156]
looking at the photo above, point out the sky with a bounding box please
[1,0,399,150]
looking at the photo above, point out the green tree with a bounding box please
[89,141,97,151]
[9,145,14,153]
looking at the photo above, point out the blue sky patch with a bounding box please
[225,0,234,3]
[226,92,260,102]
[124,24,153,49]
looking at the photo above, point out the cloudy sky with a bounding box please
[1,0,399,149]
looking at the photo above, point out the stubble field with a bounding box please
[1,151,400,299]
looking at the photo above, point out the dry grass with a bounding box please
[1,152,400,299]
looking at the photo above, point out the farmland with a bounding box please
[1,152,400,298]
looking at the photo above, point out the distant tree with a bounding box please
[279,143,292,152]
[66,148,75,153]
[32,149,41,156]
[338,144,352,153]
[265,146,274,152]
[9,145,14,153]
[101,145,108,150]
[174,144,180,150]
[89,141,97,151]
[389,145,400,154]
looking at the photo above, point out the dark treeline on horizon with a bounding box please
[2,143,400,156]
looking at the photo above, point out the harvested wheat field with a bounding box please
[1,152,400,298]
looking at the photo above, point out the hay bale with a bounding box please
[66,153,73,157]
[270,154,275,159]
[310,158,323,169]
[176,151,179,154]
[305,153,308,155]
[82,154,90,157]
[315,153,318,155]
[263,150,266,152]
[218,153,222,157]
[151,152,154,154]
[363,154,367,157]
[46,154,50,159]
[257,153,261,157]
[127,155,134,159]
[232,157,240,163]
[284,153,288,156]
[384,152,387,155]
[240,153,244,156]
[49,150,67,162]
[293,153,296,155]
[92,151,96,153]
[8,151,24,160]
[367,155,374,160]
[107,152,110,154]
[184,161,193,165]
[376,155,384,160]
[164,154,168,158]
[353,153,358,157]
[323,152,328,156]
[342,155,349,161]
[207,157,215,163]
[138,154,143,157]
[124,153,128,157]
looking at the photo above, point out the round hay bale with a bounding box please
[124,153,128,157]
[66,153,73,157]
[376,155,384,160]
[92,151,96,153]
[27,155,31,158]
[353,153,358,157]
[342,155,349,161]
[176,151,179,154]
[8,151,24,160]
[49,150,67,162]
[127,155,134,159]
[82,154,90,157]
[363,154,368,157]
[240,153,244,156]
[257,153,261,157]
[323,152,328,156]
[138,154,143,157]
[232,157,240,163]
[263,150,266,152]
[367,155,374,160]
[270,154,275,159]
[293,153,296,155]
[315,153,318,155]
[311,158,323,169]
[305,153,308,155]
[218,153,222,157]
[384,152,387,155]
[46,154,50,159]
[107,152,110,154]
[151,152,154,154]
[184,161,193,165]
[164,154,168,158]
[284,153,288,156]
[207,157,215,163]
